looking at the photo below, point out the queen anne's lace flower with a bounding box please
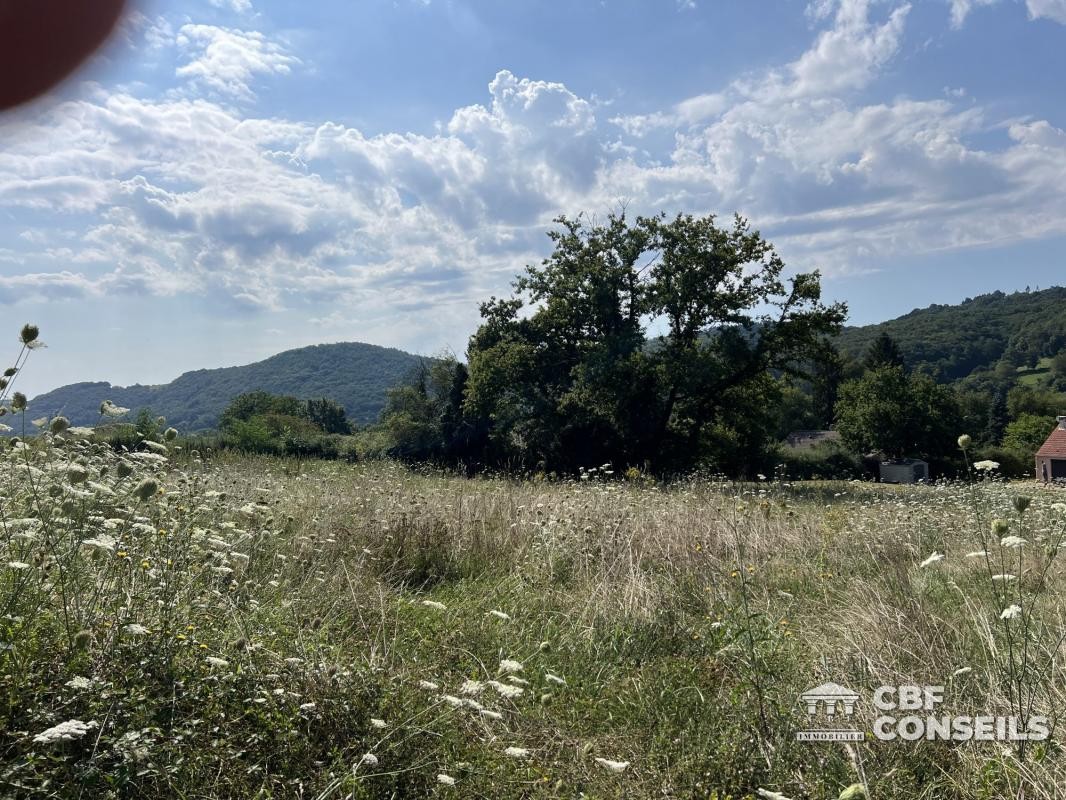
[33,719,97,744]
[1001,604,1022,620]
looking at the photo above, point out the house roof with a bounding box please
[1037,427,1066,459]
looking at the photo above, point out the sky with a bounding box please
[2,0,1066,397]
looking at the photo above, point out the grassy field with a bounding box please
[2,431,1066,798]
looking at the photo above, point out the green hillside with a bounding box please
[836,286,1066,382]
[27,342,431,431]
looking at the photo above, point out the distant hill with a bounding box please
[28,342,430,431]
[836,287,1066,382]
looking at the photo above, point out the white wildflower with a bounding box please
[421,600,446,611]
[1000,535,1027,549]
[545,672,566,685]
[973,460,999,471]
[479,709,503,720]
[595,757,630,773]
[100,401,130,418]
[504,746,530,759]
[919,552,944,568]
[965,551,987,558]
[991,574,1016,582]
[437,774,456,786]
[487,610,511,621]
[7,562,30,570]
[459,680,483,695]
[370,718,387,729]
[33,719,97,744]
[205,656,230,668]
[507,676,529,686]
[1001,604,1022,620]
[358,753,378,767]
[498,659,524,674]
[441,695,463,708]
[419,680,440,691]
[299,702,316,712]
[487,680,524,699]
[123,624,150,636]
[65,676,93,690]
[756,791,793,800]
[81,535,117,552]
[142,440,168,454]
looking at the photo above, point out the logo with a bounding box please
[795,682,863,741]
[795,683,1050,743]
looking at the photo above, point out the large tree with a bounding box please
[464,212,847,473]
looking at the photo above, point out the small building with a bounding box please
[785,430,841,449]
[879,458,928,484]
[1036,416,1066,484]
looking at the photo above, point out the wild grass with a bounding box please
[4,325,1066,799]
[2,429,1066,798]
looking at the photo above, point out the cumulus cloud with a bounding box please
[3,0,1066,321]
[175,25,298,101]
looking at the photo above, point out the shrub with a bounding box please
[773,440,864,480]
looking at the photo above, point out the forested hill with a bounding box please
[27,342,429,431]
[835,287,1066,381]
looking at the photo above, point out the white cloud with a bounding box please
[175,25,298,101]
[946,0,999,28]
[209,0,254,12]
[786,0,910,97]
[1026,0,1066,23]
[4,0,1066,328]
[943,0,1066,27]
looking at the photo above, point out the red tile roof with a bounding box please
[1037,427,1066,458]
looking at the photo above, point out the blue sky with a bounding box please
[3,0,1066,397]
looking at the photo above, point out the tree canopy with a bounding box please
[834,365,962,460]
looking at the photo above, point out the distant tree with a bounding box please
[984,388,1009,446]
[863,331,905,372]
[1051,350,1066,378]
[304,397,351,434]
[381,356,486,466]
[1003,413,1056,456]
[775,382,818,441]
[1007,385,1066,419]
[219,391,303,431]
[834,365,962,460]
[810,347,846,428]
